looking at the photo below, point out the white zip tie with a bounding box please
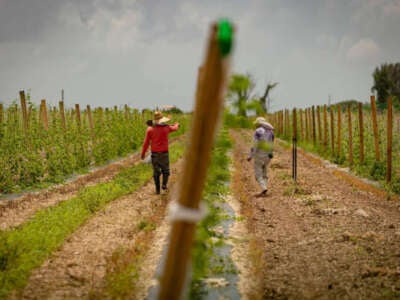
[167,201,207,223]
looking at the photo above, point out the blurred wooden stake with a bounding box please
[370,95,380,161]
[157,22,231,300]
[387,96,393,183]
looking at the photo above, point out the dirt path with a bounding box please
[5,130,400,299]
[10,159,182,299]
[0,152,142,230]
[231,129,400,299]
[1,136,186,231]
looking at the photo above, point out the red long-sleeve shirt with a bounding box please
[141,123,179,158]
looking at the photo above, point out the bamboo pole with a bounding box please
[370,95,380,161]
[337,104,341,158]
[358,102,364,164]
[157,20,232,300]
[387,96,393,183]
[347,104,353,166]
[323,105,328,152]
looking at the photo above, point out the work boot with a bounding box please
[154,176,161,194]
[162,174,169,190]
[255,189,268,198]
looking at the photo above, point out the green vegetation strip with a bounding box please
[189,128,235,299]
[0,141,185,299]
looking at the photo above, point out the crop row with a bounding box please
[271,97,400,193]
[0,91,188,194]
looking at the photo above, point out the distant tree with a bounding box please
[259,82,278,113]
[227,73,255,117]
[336,99,360,111]
[371,63,400,109]
[163,106,183,114]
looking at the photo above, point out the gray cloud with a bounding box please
[0,0,399,111]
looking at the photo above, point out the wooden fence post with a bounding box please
[75,104,81,129]
[330,106,335,155]
[387,96,393,183]
[0,103,3,126]
[87,105,94,133]
[317,106,322,145]
[337,104,342,158]
[370,95,380,161]
[312,105,316,145]
[124,104,129,120]
[59,101,66,130]
[347,104,353,166]
[40,99,48,130]
[19,90,29,135]
[358,102,364,164]
[286,109,291,139]
[323,105,328,152]
[299,109,304,141]
[305,108,309,142]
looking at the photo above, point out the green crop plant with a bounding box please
[0,102,188,195]
[0,139,185,299]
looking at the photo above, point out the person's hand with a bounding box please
[141,154,145,160]
[247,157,252,162]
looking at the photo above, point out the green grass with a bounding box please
[0,140,185,299]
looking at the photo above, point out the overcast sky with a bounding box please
[1,0,399,112]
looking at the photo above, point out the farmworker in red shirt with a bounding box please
[141,111,179,194]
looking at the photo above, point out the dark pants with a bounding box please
[151,152,170,192]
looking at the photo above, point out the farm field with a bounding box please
[1,3,400,299]
[1,126,399,299]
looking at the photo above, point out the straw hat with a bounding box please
[154,111,171,124]
[253,117,274,129]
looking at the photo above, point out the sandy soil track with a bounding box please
[231,129,400,299]
[0,152,143,231]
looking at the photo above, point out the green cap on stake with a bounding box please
[217,18,233,56]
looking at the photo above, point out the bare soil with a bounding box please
[10,160,182,299]
[0,152,142,230]
[4,130,400,299]
[231,129,400,300]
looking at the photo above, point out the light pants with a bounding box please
[253,152,271,191]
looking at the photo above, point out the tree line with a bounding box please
[227,62,400,115]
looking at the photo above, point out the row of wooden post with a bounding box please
[272,95,394,183]
[0,91,148,136]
